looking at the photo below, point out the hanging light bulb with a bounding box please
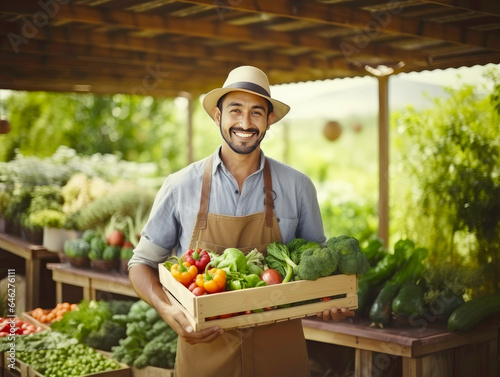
[0,91,11,134]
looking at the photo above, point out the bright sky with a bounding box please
[271,63,500,107]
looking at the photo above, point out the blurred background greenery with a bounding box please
[1,66,499,292]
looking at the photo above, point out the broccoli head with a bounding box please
[83,320,126,351]
[337,250,370,275]
[327,235,370,275]
[294,247,340,280]
[290,241,322,265]
[326,235,361,255]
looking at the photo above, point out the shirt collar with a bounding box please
[212,145,266,175]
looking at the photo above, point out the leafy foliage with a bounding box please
[391,69,500,294]
[0,92,186,174]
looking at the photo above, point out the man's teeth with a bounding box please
[235,132,253,138]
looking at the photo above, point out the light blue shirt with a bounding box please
[129,147,326,269]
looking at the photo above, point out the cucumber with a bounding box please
[369,282,400,327]
[448,294,500,332]
[369,247,428,327]
[392,282,425,317]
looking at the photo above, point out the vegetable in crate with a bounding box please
[448,294,500,332]
[63,238,90,258]
[212,247,248,273]
[196,267,227,293]
[112,300,178,369]
[84,319,126,351]
[50,300,112,341]
[293,246,340,281]
[102,245,121,260]
[168,257,198,287]
[88,235,107,260]
[265,241,297,282]
[225,271,266,290]
[245,248,265,276]
[183,245,211,271]
[326,235,370,275]
[290,240,322,265]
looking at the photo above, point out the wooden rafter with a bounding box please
[175,0,500,50]
[0,2,431,63]
[418,0,500,17]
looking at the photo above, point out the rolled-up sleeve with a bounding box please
[128,175,180,270]
[128,236,170,270]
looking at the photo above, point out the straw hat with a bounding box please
[202,66,290,124]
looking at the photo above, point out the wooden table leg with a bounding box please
[55,281,63,303]
[403,357,422,377]
[355,348,372,377]
[25,259,41,311]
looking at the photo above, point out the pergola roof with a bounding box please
[1,0,500,97]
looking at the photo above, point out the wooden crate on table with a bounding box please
[3,353,29,377]
[159,263,358,332]
[4,350,131,377]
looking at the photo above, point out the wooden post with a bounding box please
[378,76,390,247]
[186,93,194,165]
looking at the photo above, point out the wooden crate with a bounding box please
[159,263,358,331]
[4,351,131,377]
[3,353,29,377]
[19,312,50,331]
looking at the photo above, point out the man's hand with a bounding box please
[128,264,224,345]
[317,307,355,322]
[155,299,224,345]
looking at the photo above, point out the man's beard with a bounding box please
[220,122,267,155]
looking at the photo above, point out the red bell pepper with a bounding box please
[183,245,211,271]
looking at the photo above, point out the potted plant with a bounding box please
[28,209,82,252]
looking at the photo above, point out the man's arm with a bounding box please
[129,264,223,344]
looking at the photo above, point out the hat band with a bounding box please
[224,81,270,97]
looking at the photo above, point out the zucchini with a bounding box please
[448,294,500,332]
[369,247,428,327]
[369,282,400,327]
[392,282,425,317]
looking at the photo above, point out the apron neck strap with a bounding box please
[195,155,275,229]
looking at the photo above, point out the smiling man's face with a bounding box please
[214,91,275,155]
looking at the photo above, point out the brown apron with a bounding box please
[174,156,310,377]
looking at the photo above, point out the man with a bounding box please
[128,66,354,377]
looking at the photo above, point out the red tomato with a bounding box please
[122,240,134,249]
[188,282,206,296]
[260,269,283,285]
[107,230,124,247]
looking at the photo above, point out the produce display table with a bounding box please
[302,316,499,377]
[0,233,59,311]
[46,263,137,302]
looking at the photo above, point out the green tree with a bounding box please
[0,92,186,174]
[391,71,500,294]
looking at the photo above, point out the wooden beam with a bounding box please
[176,0,500,50]
[418,0,500,17]
[0,3,430,62]
[0,21,362,75]
[378,75,390,247]
[0,78,197,98]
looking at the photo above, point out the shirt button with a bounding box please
[235,190,239,194]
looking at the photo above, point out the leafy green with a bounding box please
[264,241,297,282]
[50,300,112,342]
[112,300,177,369]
